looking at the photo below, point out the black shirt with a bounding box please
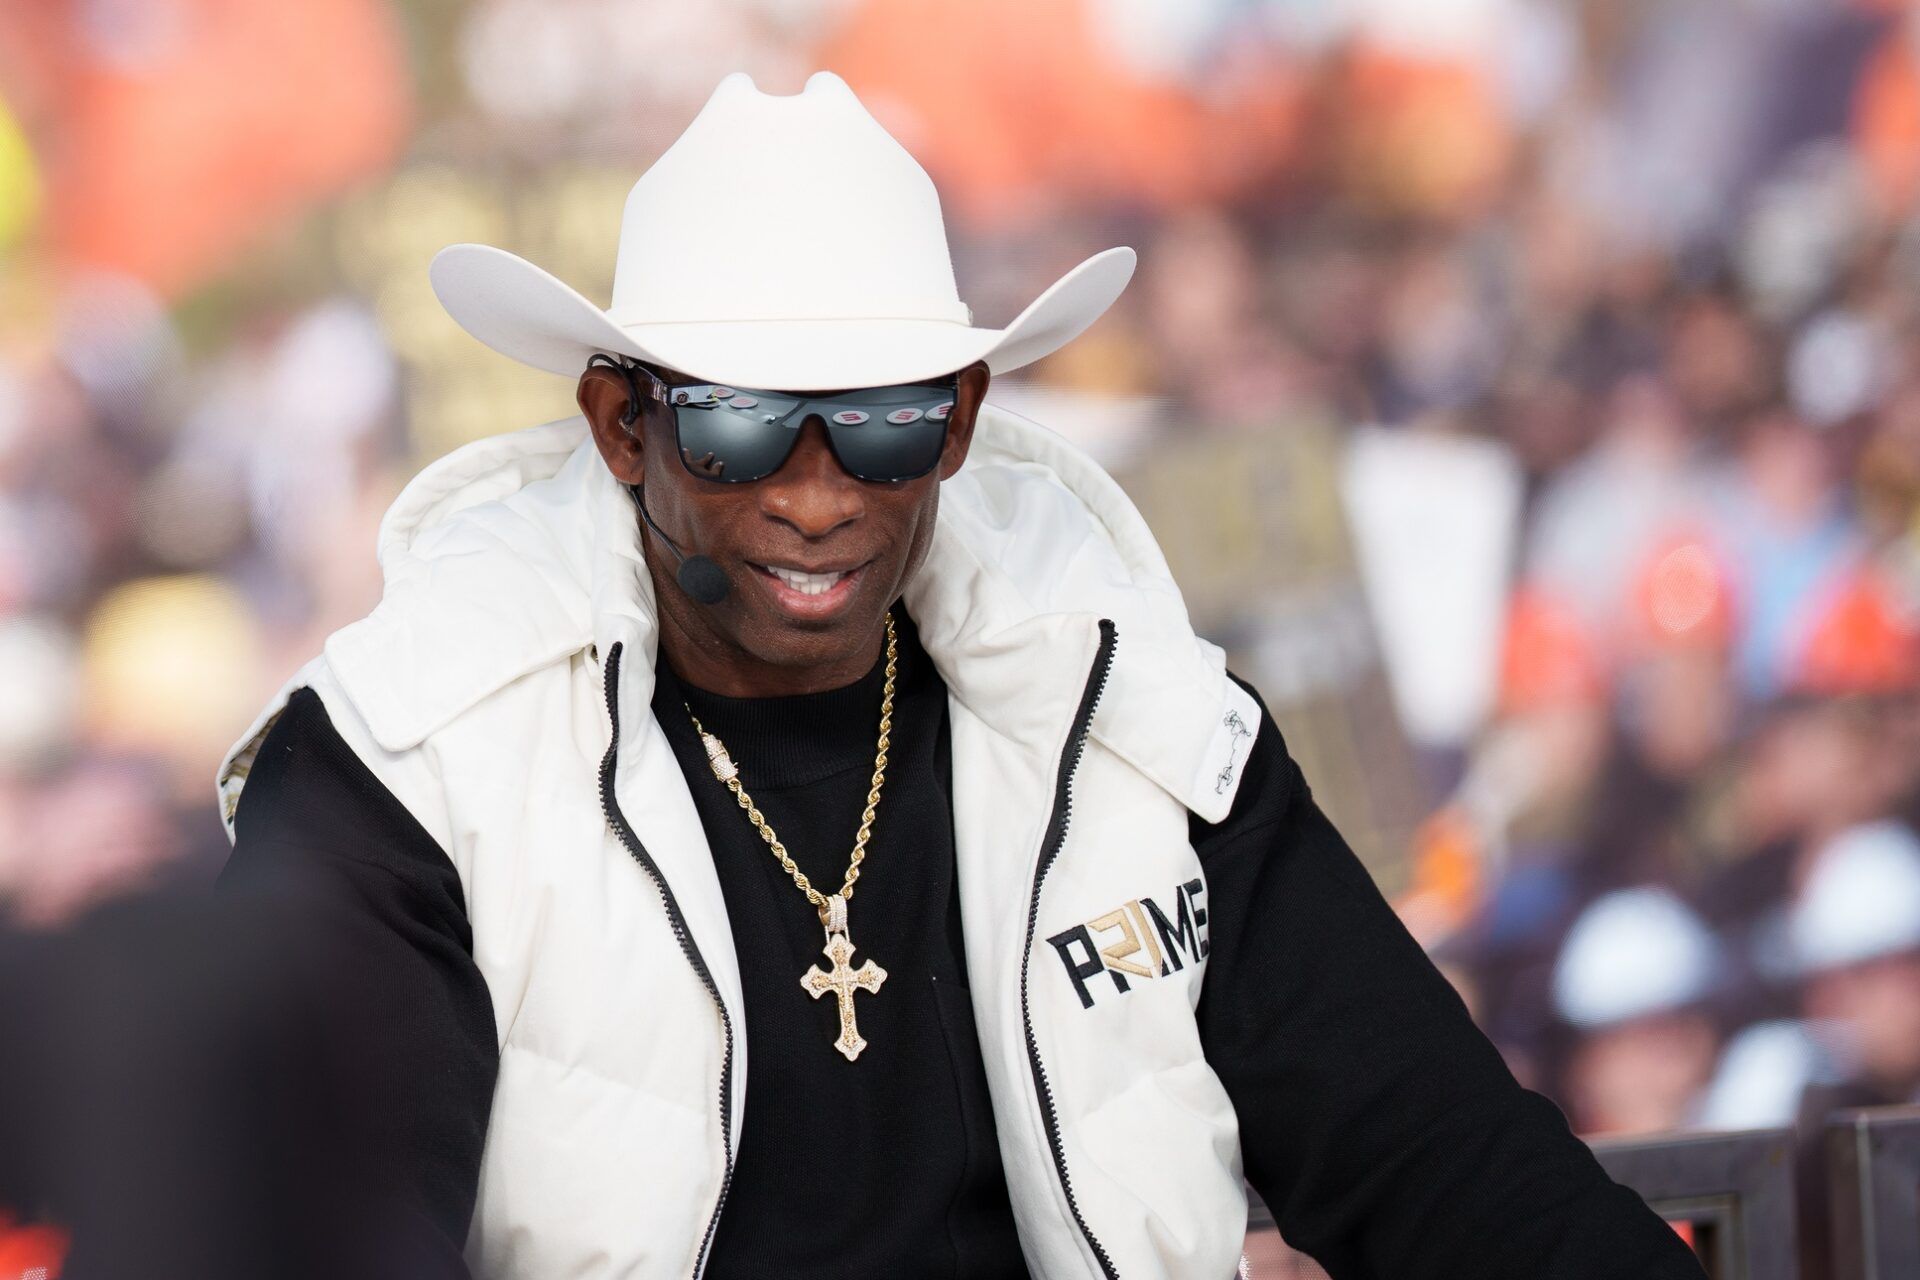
[651,607,1027,1278]
[217,615,1707,1280]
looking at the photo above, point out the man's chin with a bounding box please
[740,595,895,681]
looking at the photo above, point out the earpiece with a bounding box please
[587,352,645,432]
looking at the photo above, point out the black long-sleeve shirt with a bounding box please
[219,608,1705,1279]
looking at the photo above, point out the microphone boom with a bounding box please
[630,484,733,604]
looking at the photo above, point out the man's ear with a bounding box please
[937,360,990,481]
[579,364,646,485]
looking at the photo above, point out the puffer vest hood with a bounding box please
[218,403,1262,1279]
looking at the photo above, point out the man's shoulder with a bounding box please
[1191,669,1302,843]
[215,422,618,848]
[223,684,457,896]
[218,646,481,857]
[318,420,609,756]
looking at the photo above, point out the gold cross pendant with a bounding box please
[801,895,886,1060]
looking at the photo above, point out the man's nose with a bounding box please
[757,415,863,538]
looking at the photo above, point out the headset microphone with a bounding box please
[630,483,732,605]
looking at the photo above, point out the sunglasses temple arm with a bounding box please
[586,353,671,430]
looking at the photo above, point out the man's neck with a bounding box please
[647,557,887,698]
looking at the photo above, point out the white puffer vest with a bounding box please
[216,403,1263,1280]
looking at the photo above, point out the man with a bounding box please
[216,71,1704,1279]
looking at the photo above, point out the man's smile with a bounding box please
[746,557,872,618]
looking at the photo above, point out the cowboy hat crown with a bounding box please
[430,70,1134,393]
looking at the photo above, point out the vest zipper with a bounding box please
[1019,618,1120,1280]
[598,641,736,1279]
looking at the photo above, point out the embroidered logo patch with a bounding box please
[1214,708,1253,796]
[1047,878,1209,1009]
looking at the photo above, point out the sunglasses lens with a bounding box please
[818,385,954,481]
[672,389,804,482]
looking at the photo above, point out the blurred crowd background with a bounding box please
[5,0,1920,1273]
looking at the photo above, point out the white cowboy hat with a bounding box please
[429,70,1136,393]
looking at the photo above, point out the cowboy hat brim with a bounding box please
[428,242,1135,392]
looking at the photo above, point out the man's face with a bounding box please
[579,359,988,692]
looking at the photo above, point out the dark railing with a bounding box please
[1828,1105,1920,1280]
[1590,1126,1798,1280]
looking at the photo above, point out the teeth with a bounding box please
[764,564,850,596]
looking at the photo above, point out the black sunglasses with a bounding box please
[590,353,959,484]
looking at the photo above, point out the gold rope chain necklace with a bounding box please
[686,610,898,1061]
